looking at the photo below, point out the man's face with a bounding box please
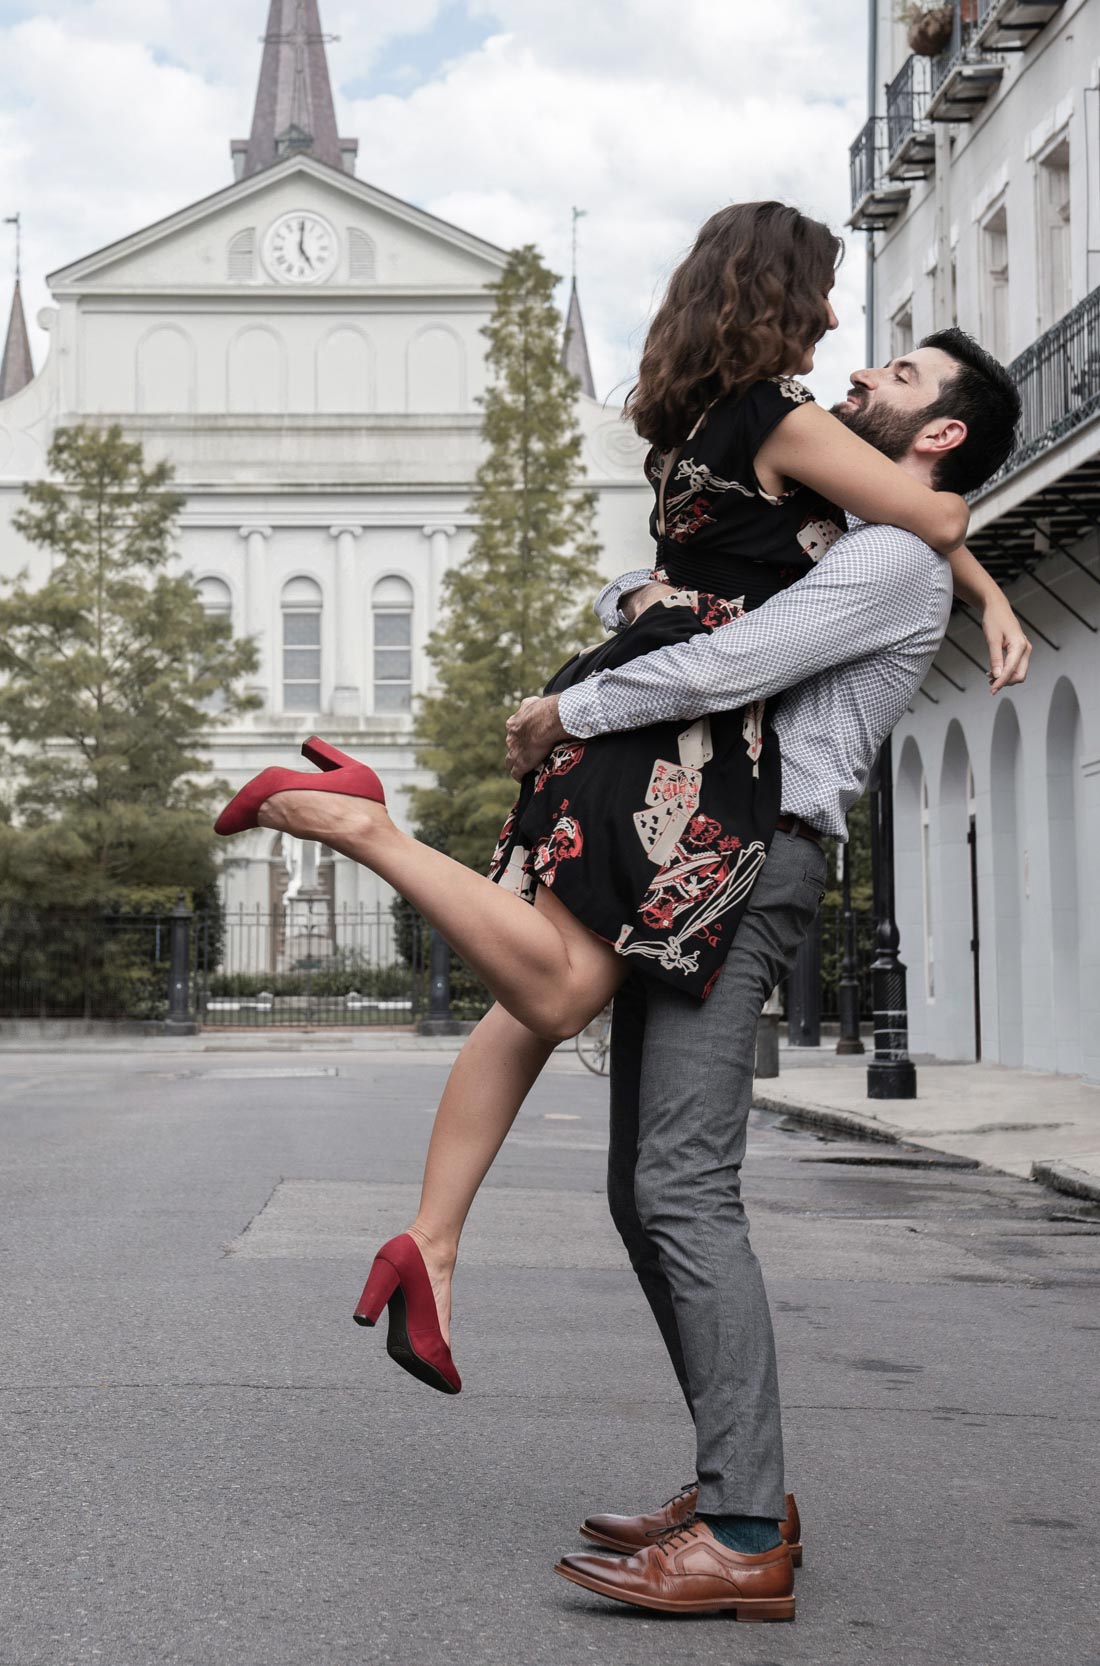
[830,345,961,458]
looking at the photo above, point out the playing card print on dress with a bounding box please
[531,802,584,887]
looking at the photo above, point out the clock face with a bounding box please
[263,212,339,285]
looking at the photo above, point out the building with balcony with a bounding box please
[851,0,1099,1080]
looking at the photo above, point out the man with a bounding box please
[505,330,1028,1619]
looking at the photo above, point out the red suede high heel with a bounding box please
[354,1233,462,1396]
[213,736,385,836]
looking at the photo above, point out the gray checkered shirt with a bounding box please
[555,521,954,841]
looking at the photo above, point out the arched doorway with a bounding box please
[989,701,1024,1065]
[938,721,980,1060]
[1047,678,1084,1075]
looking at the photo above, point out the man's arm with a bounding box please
[557,526,947,740]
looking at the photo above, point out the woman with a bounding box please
[215,202,1014,1394]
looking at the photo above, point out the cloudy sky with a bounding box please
[0,0,870,405]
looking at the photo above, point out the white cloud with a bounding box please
[0,0,872,405]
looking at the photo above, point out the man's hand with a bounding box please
[506,694,572,781]
[620,580,679,624]
[982,598,1032,693]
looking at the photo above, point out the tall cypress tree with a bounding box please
[410,245,602,869]
[0,424,259,906]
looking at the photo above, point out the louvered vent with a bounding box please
[228,228,256,281]
[348,229,376,282]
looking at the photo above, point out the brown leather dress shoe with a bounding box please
[580,1484,803,1568]
[557,1519,795,1619]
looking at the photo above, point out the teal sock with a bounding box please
[698,1512,782,1554]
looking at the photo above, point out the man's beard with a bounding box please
[830,394,930,460]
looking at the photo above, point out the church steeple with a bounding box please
[562,278,595,400]
[1,214,33,401]
[561,208,595,399]
[231,0,358,181]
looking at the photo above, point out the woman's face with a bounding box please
[791,286,839,376]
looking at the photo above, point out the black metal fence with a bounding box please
[0,904,178,1021]
[0,899,876,1031]
[815,903,876,1025]
[195,904,444,1028]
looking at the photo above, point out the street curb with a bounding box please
[1030,1159,1100,1205]
[752,1090,904,1146]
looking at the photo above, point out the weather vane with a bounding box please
[3,211,20,280]
[571,206,587,286]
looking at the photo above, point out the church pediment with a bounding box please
[46,156,508,296]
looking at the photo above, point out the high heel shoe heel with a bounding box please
[353,1233,461,1396]
[213,739,386,836]
[300,735,355,772]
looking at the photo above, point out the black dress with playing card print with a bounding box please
[487,375,846,1000]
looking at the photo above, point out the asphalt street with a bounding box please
[1,1043,1098,1666]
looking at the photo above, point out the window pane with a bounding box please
[375,649,411,681]
[374,682,411,713]
[284,683,320,710]
[374,611,411,647]
[284,611,321,646]
[284,648,321,680]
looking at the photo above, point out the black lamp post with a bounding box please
[867,736,917,1099]
[836,842,865,1055]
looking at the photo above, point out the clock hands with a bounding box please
[297,219,315,271]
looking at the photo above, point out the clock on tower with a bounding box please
[262,211,339,285]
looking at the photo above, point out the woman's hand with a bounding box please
[982,597,1032,693]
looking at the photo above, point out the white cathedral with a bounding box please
[0,0,648,933]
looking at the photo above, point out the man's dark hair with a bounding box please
[917,327,1021,495]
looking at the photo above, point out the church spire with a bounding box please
[1,214,33,401]
[561,210,595,398]
[232,0,358,181]
[562,279,596,399]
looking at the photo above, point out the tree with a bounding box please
[408,245,603,869]
[0,424,258,908]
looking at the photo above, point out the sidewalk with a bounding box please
[758,1047,1100,1204]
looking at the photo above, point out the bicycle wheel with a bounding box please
[576,1005,612,1075]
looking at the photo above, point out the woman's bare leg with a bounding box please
[403,1003,558,1345]
[257,789,627,1039]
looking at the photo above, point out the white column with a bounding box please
[238,523,272,706]
[329,523,364,715]
[420,522,456,633]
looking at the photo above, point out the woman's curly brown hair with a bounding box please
[626,202,842,450]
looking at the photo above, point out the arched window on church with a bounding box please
[348,228,376,282]
[282,576,323,711]
[196,576,233,713]
[372,576,414,714]
[228,228,257,282]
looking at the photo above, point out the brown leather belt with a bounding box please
[775,813,824,847]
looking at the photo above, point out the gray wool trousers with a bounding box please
[607,828,828,1518]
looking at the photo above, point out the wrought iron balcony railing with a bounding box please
[848,117,911,231]
[885,54,935,179]
[975,283,1100,497]
[929,2,1004,120]
[973,0,1066,52]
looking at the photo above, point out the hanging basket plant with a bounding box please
[900,3,955,56]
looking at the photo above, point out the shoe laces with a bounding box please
[653,1513,699,1552]
[643,1482,698,1540]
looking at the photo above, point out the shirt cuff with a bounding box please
[557,680,606,740]
[594,568,653,633]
